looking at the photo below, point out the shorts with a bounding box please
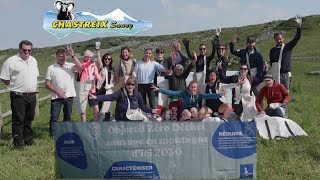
[88,93,98,107]
[75,81,97,113]
[207,100,223,113]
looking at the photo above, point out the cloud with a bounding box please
[216,0,239,11]
[0,0,20,9]
[184,3,212,17]
[160,0,173,11]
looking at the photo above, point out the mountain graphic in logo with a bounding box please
[43,8,152,39]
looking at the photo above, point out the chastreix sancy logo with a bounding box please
[43,1,152,39]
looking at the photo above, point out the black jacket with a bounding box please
[269,27,301,73]
[165,62,194,91]
[229,44,264,86]
[96,88,152,121]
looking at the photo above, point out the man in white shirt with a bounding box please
[45,48,77,137]
[0,40,39,149]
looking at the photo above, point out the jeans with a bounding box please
[49,97,73,137]
[264,106,287,118]
[10,92,36,146]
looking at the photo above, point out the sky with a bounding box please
[0,0,319,50]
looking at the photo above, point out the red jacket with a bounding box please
[256,83,290,112]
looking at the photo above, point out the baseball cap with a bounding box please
[263,74,273,81]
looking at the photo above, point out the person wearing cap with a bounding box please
[229,35,265,95]
[67,45,102,122]
[269,15,303,91]
[255,75,290,118]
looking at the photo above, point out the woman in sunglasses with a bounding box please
[182,28,221,83]
[152,80,221,121]
[224,65,257,120]
[215,43,229,83]
[96,52,115,121]
[89,79,158,121]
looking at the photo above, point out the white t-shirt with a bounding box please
[134,60,164,84]
[0,54,39,93]
[46,62,77,99]
[234,78,251,104]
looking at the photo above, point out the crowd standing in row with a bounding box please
[0,15,302,149]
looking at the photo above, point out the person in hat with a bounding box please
[229,35,265,95]
[255,75,290,118]
[67,45,102,122]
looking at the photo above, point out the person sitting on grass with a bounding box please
[89,78,158,121]
[256,75,290,118]
[198,70,237,120]
[151,81,221,121]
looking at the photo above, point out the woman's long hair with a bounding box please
[101,53,113,71]
[206,69,220,91]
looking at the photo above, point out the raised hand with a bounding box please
[191,51,197,64]
[215,28,222,36]
[295,14,302,28]
[182,38,189,47]
[170,50,177,65]
[95,41,101,50]
[231,34,238,44]
[66,44,74,56]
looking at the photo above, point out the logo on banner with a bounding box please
[240,164,254,179]
[88,122,101,138]
[43,0,152,39]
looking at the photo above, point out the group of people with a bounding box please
[0,15,302,149]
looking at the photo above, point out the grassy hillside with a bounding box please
[0,15,319,179]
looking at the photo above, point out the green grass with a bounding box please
[0,60,319,179]
[0,15,320,179]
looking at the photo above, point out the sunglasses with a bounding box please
[240,68,248,70]
[105,58,112,60]
[157,51,164,54]
[22,49,32,53]
[199,48,206,51]
[126,84,135,86]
